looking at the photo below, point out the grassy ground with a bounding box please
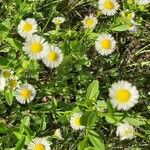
[0,0,150,149]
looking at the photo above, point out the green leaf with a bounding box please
[40,113,46,131]
[105,115,116,124]
[87,111,98,127]
[1,19,11,29]
[15,0,23,5]
[7,49,17,60]
[22,116,30,127]
[123,117,146,126]
[107,100,114,115]
[23,125,33,137]
[0,23,8,32]
[0,123,9,134]
[13,132,23,140]
[127,0,134,4]
[15,135,25,150]
[51,98,57,111]
[6,38,22,51]
[20,116,30,133]
[88,130,105,150]
[0,56,9,66]
[81,111,98,128]
[70,41,80,50]
[111,25,129,31]
[0,31,8,40]
[84,147,95,150]
[86,80,99,101]
[28,60,40,80]
[5,89,14,106]
[88,33,100,39]
[78,137,88,150]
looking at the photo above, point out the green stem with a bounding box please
[135,132,144,138]
[42,5,57,33]
[80,29,92,42]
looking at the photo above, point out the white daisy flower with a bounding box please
[15,84,36,104]
[2,69,13,79]
[121,10,135,20]
[53,129,63,140]
[109,80,139,111]
[7,76,19,89]
[22,34,49,60]
[95,33,116,56]
[42,45,63,68]
[82,14,98,29]
[98,0,119,16]
[116,123,135,140]
[70,112,85,130]
[135,0,150,5]
[17,18,38,38]
[27,137,51,150]
[0,75,6,91]
[52,17,65,25]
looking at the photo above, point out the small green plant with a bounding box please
[0,0,150,149]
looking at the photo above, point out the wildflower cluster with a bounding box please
[0,0,149,149]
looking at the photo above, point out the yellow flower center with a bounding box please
[20,88,31,99]
[127,13,132,19]
[124,128,132,136]
[3,70,11,78]
[31,43,43,53]
[23,22,32,32]
[104,0,114,10]
[34,144,45,150]
[8,79,18,88]
[56,20,62,25]
[116,89,131,103]
[48,51,58,61]
[101,39,111,49]
[75,117,81,126]
[85,19,94,27]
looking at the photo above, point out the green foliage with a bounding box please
[0,0,150,149]
[111,25,130,31]
[0,123,9,134]
[5,89,14,106]
[86,80,99,103]
[15,135,25,150]
[88,130,105,150]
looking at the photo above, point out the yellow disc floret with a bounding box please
[23,22,32,32]
[48,51,58,61]
[20,88,32,100]
[34,144,45,150]
[101,39,111,49]
[123,128,133,137]
[31,43,43,53]
[3,70,11,78]
[127,13,133,19]
[116,89,131,103]
[104,0,114,10]
[8,79,18,88]
[74,117,81,126]
[85,19,94,27]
